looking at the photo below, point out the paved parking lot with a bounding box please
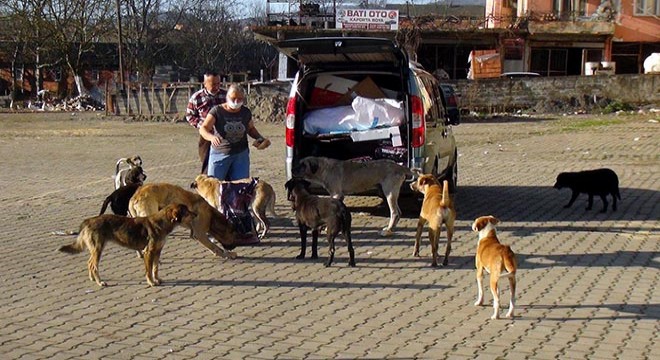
[0,112,658,359]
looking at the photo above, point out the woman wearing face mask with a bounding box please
[199,83,270,180]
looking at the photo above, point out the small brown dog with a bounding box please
[285,178,355,267]
[409,174,456,267]
[190,174,278,239]
[472,215,517,319]
[58,204,195,287]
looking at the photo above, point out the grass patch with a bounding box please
[561,118,624,131]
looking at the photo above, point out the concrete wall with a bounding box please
[453,74,660,112]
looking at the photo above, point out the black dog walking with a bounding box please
[553,168,621,212]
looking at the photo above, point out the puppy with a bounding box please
[553,168,621,212]
[190,174,278,239]
[58,204,195,287]
[115,155,143,190]
[284,178,355,267]
[128,183,242,258]
[409,174,456,267]
[99,167,147,216]
[472,215,517,319]
[292,157,412,236]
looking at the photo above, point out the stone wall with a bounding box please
[110,74,659,120]
[453,74,660,113]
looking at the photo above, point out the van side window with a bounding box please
[419,76,440,126]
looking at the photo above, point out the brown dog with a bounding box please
[58,204,195,287]
[285,178,355,267]
[409,174,456,267]
[190,174,278,239]
[128,183,242,259]
[472,215,517,319]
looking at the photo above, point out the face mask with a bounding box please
[227,99,243,110]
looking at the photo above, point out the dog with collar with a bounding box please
[58,204,195,287]
[472,215,517,319]
[285,178,355,267]
[409,174,456,267]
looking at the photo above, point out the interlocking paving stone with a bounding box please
[0,112,658,359]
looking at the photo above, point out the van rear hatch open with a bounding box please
[276,37,407,70]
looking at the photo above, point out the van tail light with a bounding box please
[411,95,425,148]
[285,95,297,147]
[447,95,457,107]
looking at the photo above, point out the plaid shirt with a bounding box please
[186,88,226,128]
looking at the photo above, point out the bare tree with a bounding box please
[0,0,54,102]
[119,0,202,84]
[40,0,114,98]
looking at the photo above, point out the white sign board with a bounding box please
[336,9,399,31]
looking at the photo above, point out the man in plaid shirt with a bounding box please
[186,71,226,174]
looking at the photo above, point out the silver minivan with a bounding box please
[277,37,458,192]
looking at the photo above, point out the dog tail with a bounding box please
[440,180,451,208]
[339,202,352,237]
[57,231,86,254]
[99,195,112,215]
[614,187,621,200]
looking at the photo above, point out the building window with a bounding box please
[635,0,660,15]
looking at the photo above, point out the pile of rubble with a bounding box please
[28,95,105,112]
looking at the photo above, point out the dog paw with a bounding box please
[324,261,332,267]
[412,250,420,257]
[295,254,305,260]
[474,301,483,306]
[491,314,500,320]
[379,229,394,237]
[311,254,319,259]
[99,281,108,287]
[505,312,514,318]
[348,260,356,267]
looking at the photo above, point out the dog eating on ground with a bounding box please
[190,174,278,239]
[553,168,621,212]
[58,204,195,287]
[292,157,412,236]
[471,215,517,319]
[115,155,143,190]
[284,178,355,267]
[128,183,243,259]
[99,166,147,216]
[409,174,456,267]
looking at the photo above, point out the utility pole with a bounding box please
[116,0,125,90]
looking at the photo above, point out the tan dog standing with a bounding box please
[409,174,456,267]
[128,183,242,259]
[190,174,278,239]
[472,215,517,319]
[58,204,195,287]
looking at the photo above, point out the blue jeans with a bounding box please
[208,148,250,181]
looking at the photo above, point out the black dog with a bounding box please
[553,168,621,212]
[284,178,355,267]
[99,166,147,216]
